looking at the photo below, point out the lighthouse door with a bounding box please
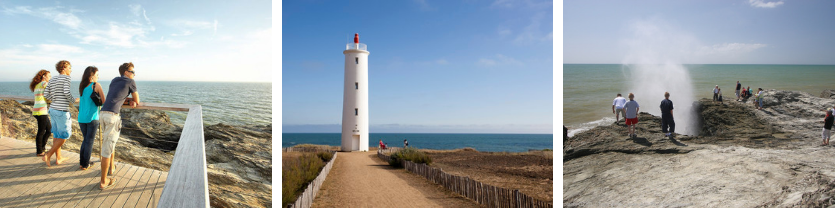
[352,135,360,151]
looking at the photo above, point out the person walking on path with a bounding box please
[736,81,742,101]
[713,85,720,103]
[823,110,833,146]
[757,88,765,110]
[77,66,105,170]
[99,62,141,189]
[30,70,51,156]
[43,60,79,167]
[612,93,627,125]
[660,92,675,139]
[624,93,640,138]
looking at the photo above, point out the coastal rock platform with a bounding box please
[564,90,835,207]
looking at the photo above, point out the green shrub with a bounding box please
[317,151,333,162]
[282,153,326,207]
[388,147,432,167]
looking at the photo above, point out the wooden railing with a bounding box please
[378,149,553,208]
[282,147,339,208]
[0,95,209,208]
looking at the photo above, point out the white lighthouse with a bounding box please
[341,33,369,152]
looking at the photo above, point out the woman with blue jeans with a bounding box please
[78,66,105,170]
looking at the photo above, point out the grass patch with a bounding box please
[388,147,432,167]
[282,151,334,207]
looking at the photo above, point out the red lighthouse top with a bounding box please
[353,33,359,43]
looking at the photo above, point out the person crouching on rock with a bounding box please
[99,62,141,190]
[660,92,675,139]
[624,93,640,138]
[824,110,833,146]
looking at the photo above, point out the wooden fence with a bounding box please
[286,150,338,208]
[377,149,552,208]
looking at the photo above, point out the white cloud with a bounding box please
[512,12,552,44]
[436,59,448,65]
[749,0,784,8]
[697,43,767,55]
[78,22,148,48]
[477,54,522,67]
[4,6,82,29]
[414,0,435,11]
[214,20,218,36]
[129,4,152,24]
[38,44,84,54]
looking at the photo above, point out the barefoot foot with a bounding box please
[43,155,51,167]
[55,157,68,165]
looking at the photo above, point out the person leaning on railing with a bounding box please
[98,62,141,190]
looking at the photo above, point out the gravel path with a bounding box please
[312,151,478,208]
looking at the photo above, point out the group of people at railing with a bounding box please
[27,60,142,190]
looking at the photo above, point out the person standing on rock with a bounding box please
[30,69,51,157]
[612,93,627,125]
[404,139,408,148]
[757,88,765,110]
[624,93,640,138]
[713,85,720,103]
[823,110,833,146]
[43,60,80,167]
[99,62,141,189]
[78,66,105,170]
[660,92,675,139]
[736,81,742,101]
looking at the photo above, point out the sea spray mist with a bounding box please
[621,18,700,135]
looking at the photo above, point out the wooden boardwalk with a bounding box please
[0,137,168,208]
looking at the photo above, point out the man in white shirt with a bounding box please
[612,93,627,125]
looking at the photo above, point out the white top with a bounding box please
[714,88,719,94]
[624,100,640,119]
[613,97,627,109]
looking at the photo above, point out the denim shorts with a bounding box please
[48,108,72,139]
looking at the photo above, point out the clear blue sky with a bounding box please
[282,0,554,134]
[0,1,270,82]
[565,0,835,64]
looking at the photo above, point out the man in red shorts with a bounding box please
[624,93,640,138]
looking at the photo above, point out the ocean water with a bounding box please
[0,81,271,126]
[282,133,554,152]
[564,64,835,136]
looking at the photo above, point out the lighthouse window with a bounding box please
[355,82,358,89]
[355,57,358,64]
[355,108,358,116]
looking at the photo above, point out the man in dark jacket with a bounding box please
[823,110,833,146]
[660,92,675,139]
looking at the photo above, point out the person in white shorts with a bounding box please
[612,93,627,125]
[98,62,141,190]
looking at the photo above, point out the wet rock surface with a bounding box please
[0,99,271,208]
[564,90,835,207]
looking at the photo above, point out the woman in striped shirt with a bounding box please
[29,69,51,156]
[43,60,80,167]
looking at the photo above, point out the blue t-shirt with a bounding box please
[624,100,640,119]
[78,83,100,123]
[102,76,138,113]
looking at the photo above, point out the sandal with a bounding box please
[99,178,116,190]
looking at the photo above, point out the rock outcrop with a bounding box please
[0,99,271,208]
[564,90,835,207]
